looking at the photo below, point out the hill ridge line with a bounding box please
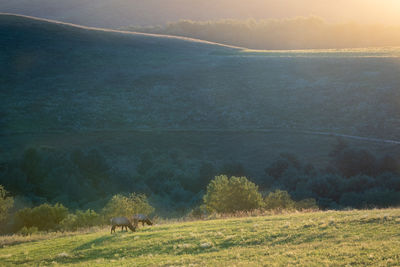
[0,12,244,50]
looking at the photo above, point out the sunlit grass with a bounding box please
[1,209,400,266]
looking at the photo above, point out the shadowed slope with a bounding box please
[1,14,400,178]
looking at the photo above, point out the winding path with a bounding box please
[1,128,400,145]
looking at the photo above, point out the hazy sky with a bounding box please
[235,0,400,25]
[1,0,400,27]
[207,0,399,23]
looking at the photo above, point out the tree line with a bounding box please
[122,17,400,50]
[1,138,400,234]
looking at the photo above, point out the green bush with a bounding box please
[0,185,14,223]
[18,226,38,236]
[102,193,154,219]
[14,203,68,231]
[294,198,319,210]
[187,206,206,219]
[203,175,263,213]
[60,209,100,231]
[264,190,295,210]
[264,190,318,211]
[60,213,78,231]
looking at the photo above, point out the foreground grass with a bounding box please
[1,209,400,266]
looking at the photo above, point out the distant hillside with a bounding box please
[1,14,400,137]
[2,14,400,211]
[0,14,240,133]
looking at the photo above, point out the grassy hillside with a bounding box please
[2,14,400,141]
[1,209,400,266]
[2,14,400,211]
[2,14,400,138]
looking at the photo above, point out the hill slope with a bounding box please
[2,14,400,210]
[2,14,400,137]
[1,209,400,266]
[1,14,242,134]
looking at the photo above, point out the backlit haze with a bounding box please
[1,0,400,27]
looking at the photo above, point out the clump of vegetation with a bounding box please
[102,193,154,219]
[0,186,14,234]
[60,209,100,231]
[203,175,263,213]
[14,203,68,232]
[1,186,155,234]
[10,193,154,233]
[0,185,13,223]
[264,190,318,211]
[264,190,295,210]
[261,140,400,209]
[18,226,38,236]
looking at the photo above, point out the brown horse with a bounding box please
[110,217,136,233]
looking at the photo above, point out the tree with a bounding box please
[330,148,377,177]
[203,175,263,213]
[102,193,154,219]
[220,162,247,177]
[0,185,13,223]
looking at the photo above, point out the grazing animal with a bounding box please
[110,217,136,233]
[132,214,153,227]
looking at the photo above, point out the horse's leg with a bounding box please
[111,226,115,234]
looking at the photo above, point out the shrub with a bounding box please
[203,175,263,213]
[0,185,14,223]
[187,206,206,219]
[18,226,38,236]
[264,190,295,210]
[14,203,68,231]
[330,148,377,177]
[102,193,154,219]
[264,190,318,211]
[75,209,100,227]
[294,198,319,210]
[60,214,78,231]
[60,209,100,231]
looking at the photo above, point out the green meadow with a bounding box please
[1,209,399,266]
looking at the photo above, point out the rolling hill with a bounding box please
[1,14,400,210]
[2,14,400,137]
[1,209,400,266]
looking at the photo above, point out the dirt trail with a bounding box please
[1,128,400,145]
